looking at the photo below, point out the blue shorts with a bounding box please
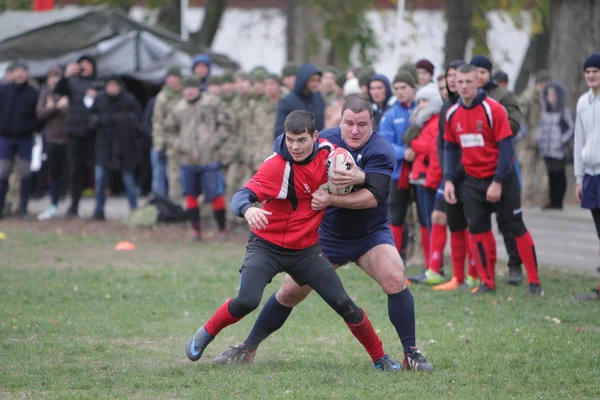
[0,136,34,161]
[581,174,600,210]
[181,162,225,203]
[318,227,395,266]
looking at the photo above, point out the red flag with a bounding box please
[33,0,54,11]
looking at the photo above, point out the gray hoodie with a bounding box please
[574,89,600,184]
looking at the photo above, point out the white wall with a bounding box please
[131,6,531,90]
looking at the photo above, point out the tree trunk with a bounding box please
[285,0,296,62]
[156,1,181,35]
[513,27,550,95]
[549,0,600,110]
[190,0,227,49]
[285,1,326,65]
[443,0,476,65]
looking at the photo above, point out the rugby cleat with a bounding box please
[408,270,428,284]
[575,288,600,301]
[185,326,214,362]
[506,269,523,286]
[471,283,495,296]
[465,275,481,289]
[433,277,467,291]
[528,283,544,297]
[213,343,256,365]
[373,354,402,371]
[403,347,434,372]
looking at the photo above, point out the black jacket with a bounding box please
[55,75,103,137]
[89,87,142,171]
[0,82,39,138]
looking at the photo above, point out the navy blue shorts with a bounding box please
[318,227,396,266]
[0,136,34,161]
[181,162,225,203]
[581,174,600,210]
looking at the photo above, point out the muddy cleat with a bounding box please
[575,288,600,301]
[506,269,523,286]
[213,343,256,365]
[403,347,434,372]
[433,277,467,291]
[373,354,402,371]
[471,283,495,296]
[528,283,544,297]
[185,326,214,362]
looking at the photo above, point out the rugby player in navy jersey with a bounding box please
[443,64,543,296]
[213,96,434,372]
[185,110,400,371]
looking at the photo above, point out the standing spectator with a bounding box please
[0,62,39,219]
[192,54,211,92]
[36,66,69,220]
[165,77,233,240]
[54,55,99,218]
[281,63,298,93]
[470,55,524,285]
[207,75,221,96]
[2,62,15,83]
[437,73,448,101]
[537,81,574,210]
[152,66,183,198]
[415,59,435,88]
[368,74,393,131]
[574,53,600,301]
[493,71,509,89]
[321,66,341,106]
[274,63,325,139]
[518,71,551,206]
[250,69,268,100]
[88,76,142,220]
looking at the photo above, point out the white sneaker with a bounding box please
[38,206,58,221]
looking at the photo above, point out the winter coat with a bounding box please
[369,74,394,132]
[164,94,235,167]
[247,96,279,171]
[36,88,67,144]
[409,114,441,188]
[273,64,325,139]
[55,75,102,137]
[89,88,142,171]
[152,87,182,152]
[517,85,542,149]
[232,93,257,165]
[485,81,522,136]
[143,96,156,138]
[537,82,574,160]
[0,82,39,138]
[379,100,416,180]
[574,89,600,184]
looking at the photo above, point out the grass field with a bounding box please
[0,223,599,400]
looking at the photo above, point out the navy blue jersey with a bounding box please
[318,127,395,239]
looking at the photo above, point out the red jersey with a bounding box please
[244,139,334,250]
[444,95,512,179]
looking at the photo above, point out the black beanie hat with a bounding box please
[469,55,493,73]
[583,53,600,71]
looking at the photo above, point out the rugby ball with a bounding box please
[326,148,354,195]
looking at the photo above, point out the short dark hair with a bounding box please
[284,110,316,136]
[456,64,477,74]
[436,73,446,82]
[341,95,373,119]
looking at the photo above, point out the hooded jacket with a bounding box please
[537,81,574,160]
[574,89,600,184]
[89,77,142,171]
[0,81,39,138]
[379,98,416,181]
[191,54,212,92]
[369,74,393,132]
[230,134,333,249]
[273,64,325,139]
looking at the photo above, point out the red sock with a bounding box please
[429,224,447,274]
[420,226,431,269]
[185,195,198,209]
[204,299,242,337]
[465,232,479,279]
[515,231,540,284]
[211,195,225,211]
[469,232,495,289]
[345,311,386,362]
[390,224,405,256]
[450,230,468,283]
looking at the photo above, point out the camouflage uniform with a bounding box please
[517,85,548,205]
[153,86,183,202]
[246,95,279,176]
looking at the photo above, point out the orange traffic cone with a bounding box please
[115,241,136,251]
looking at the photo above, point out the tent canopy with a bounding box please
[0,6,239,82]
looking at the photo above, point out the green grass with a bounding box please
[0,227,599,400]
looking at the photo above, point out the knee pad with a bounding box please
[0,160,14,180]
[17,159,31,178]
[510,213,527,237]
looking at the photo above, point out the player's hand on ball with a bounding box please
[444,180,457,204]
[311,189,331,211]
[486,181,502,203]
[244,207,272,230]
[331,161,364,187]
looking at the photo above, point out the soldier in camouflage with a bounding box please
[164,77,234,240]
